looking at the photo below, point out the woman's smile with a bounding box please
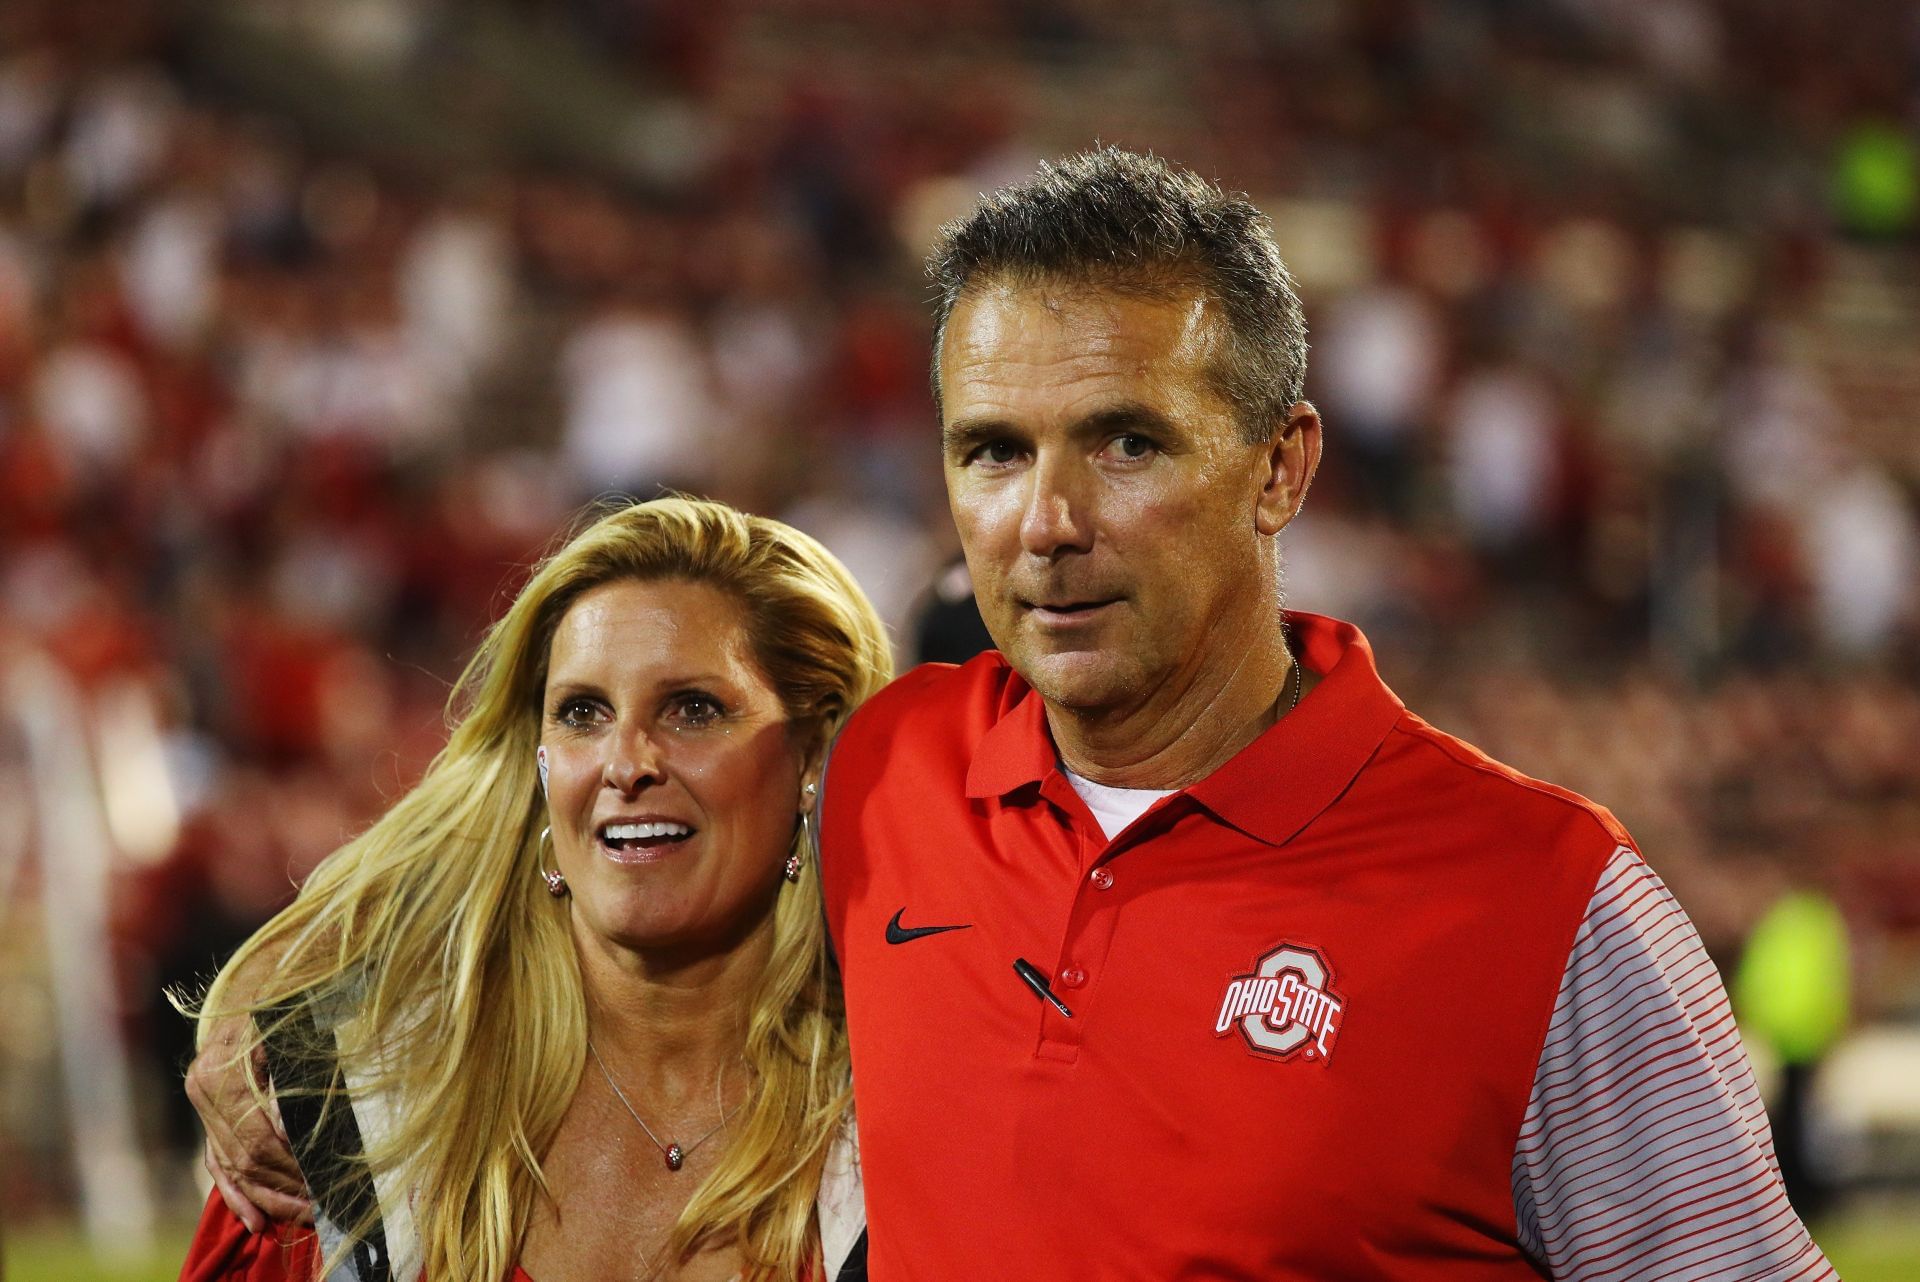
[596,814,698,863]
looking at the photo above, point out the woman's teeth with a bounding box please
[602,821,693,847]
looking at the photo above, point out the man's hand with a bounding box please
[186,1011,312,1232]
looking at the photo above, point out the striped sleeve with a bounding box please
[1511,845,1836,1281]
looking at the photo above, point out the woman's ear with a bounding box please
[793,717,831,813]
[537,745,549,799]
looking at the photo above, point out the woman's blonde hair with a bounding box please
[193,496,894,1280]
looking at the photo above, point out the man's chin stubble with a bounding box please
[1022,651,1143,715]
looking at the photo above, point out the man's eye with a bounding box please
[972,441,1022,466]
[1110,434,1156,460]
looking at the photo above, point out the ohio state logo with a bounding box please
[1214,942,1346,1064]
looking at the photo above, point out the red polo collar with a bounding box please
[962,612,1405,847]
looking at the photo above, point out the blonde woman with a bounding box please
[180,497,892,1282]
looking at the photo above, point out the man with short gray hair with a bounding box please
[822,146,1834,1279]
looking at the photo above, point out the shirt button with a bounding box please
[1090,867,1114,891]
[1059,966,1088,989]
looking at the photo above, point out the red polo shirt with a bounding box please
[823,613,1624,1278]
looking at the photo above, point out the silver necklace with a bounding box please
[1282,635,1303,716]
[587,1039,737,1172]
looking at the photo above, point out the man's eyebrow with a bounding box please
[1077,402,1184,440]
[943,403,1185,454]
[941,417,1018,455]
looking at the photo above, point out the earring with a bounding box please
[538,826,567,897]
[785,805,819,883]
[784,782,819,883]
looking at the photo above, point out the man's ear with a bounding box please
[1255,401,1323,537]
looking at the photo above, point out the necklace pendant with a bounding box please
[665,1143,684,1171]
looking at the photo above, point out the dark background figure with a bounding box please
[911,559,996,667]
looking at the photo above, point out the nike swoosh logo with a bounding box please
[886,908,972,944]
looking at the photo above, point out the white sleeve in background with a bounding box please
[1511,845,1837,1281]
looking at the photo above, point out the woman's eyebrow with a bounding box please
[543,679,602,702]
[546,672,742,697]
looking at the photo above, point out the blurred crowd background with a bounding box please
[2,0,1918,1272]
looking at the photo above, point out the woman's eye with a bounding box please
[552,698,604,728]
[669,694,727,728]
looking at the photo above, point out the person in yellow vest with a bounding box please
[1734,884,1852,1221]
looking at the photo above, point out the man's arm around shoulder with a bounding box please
[185,938,313,1232]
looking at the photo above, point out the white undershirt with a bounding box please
[1063,768,1177,840]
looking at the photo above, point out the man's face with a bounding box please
[939,280,1308,713]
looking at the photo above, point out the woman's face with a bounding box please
[539,577,813,959]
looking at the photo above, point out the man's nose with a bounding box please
[603,725,667,793]
[1019,454,1094,559]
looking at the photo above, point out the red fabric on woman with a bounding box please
[179,1190,319,1282]
[179,1189,832,1280]
[179,1191,538,1282]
